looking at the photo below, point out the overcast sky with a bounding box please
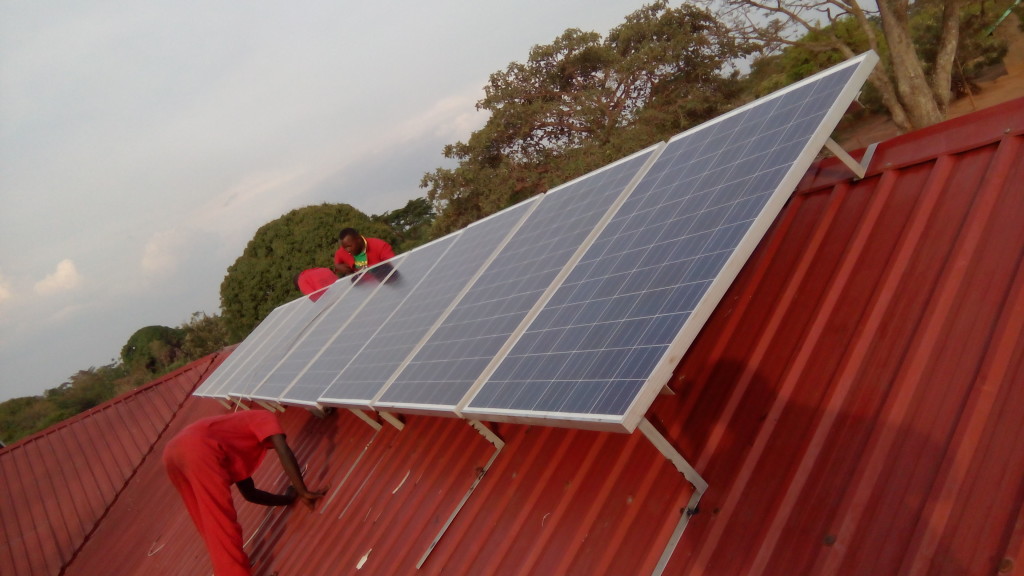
[0,0,652,402]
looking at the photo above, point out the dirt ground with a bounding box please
[837,15,1024,149]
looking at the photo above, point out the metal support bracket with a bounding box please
[254,399,284,413]
[825,138,875,180]
[348,408,383,431]
[379,411,405,431]
[417,420,504,568]
[639,418,708,576]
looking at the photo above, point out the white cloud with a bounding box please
[33,259,82,295]
[142,228,187,278]
[0,272,12,305]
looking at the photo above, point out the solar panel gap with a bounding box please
[460,52,878,432]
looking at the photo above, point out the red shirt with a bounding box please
[334,237,395,271]
[297,267,338,295]
[173,410,283,483]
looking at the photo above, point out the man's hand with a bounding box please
[294,486,327,511]
[270,434,328,511]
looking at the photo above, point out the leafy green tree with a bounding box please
[700,0,1013,131]
[422,1,746,235]
[180,312,233,361]
[121,325,186,374]
[47,366,122,417]
[0,396,56,445]
[372,197,436,252]
[220,203,394,340]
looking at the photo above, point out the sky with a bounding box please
[0,0,652,402]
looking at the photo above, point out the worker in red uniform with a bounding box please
[333,228,394,276]
[163,410,326,576]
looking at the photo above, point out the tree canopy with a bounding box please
[121,325,186,373]
[700,0,1013,132]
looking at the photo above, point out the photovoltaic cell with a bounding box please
[192,301,303,398]
[270,253,415,405]
[224,282,348,398]
[245,275,373,403]
[195,282,344,398]
[375,146,660,412]
[318,199,537,406]
[462,53,877,431]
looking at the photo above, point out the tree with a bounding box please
[699,0,1009,132]
[180,312,233,361]
[220,203,394,340]
[422,1,746,234]
[121,325,186,374]
[372,197,436,252]
[0,396,56,445]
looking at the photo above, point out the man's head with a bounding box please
[338,228,365,256]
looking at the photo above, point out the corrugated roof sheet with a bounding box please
[4,96,1022,576]
[0,351,228,576]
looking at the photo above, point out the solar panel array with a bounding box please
[196,52,877,432]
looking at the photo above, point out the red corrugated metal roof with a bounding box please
[0,351,229,576]
[4,97,1023,576]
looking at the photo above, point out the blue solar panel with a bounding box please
[224,282,349,398]
[461,52,877,431]
[192,301,302,398]
[245,275,372,403]
[268,252,417,405]
[318,198,538,406]
[374,146,661,412]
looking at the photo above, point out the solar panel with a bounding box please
[259,253,416,405]
[317,198,538,407]
[460,52,878,432]
[243,273,382,403]
[221,282,349,399]
[373,145,662,414]
[193,282,343,398]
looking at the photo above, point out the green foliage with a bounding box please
[741,0,1011,114]
[180,312,232,361]
[0,396,55,445]
[912,0,1009,91]
[372,197,436,252]
[121,325,186,373]
[47,366,122,415]
[220,203,393,340]
[422,0,746,235]
[0,363,128,444]
[742,16,886,109]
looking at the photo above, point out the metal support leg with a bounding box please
[417,420,504,568]
[348,408,383,431]
[639,418,707,576]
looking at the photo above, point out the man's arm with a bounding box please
[269,434,327,510]
[235,477,297,506]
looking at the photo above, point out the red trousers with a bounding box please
[164,429,251,576]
